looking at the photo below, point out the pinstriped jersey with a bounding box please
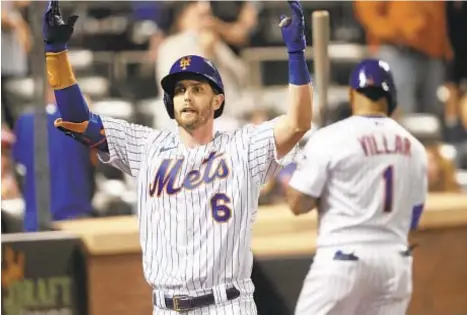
[98,116,296,295]
[289,116,428,249]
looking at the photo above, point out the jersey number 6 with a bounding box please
[382,165,394,213]
[210,193,232,223]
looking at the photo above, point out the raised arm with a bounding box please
[245,2,312,186]
[43,0,107,151]
[273,1,313,159]
[43,1,157,177]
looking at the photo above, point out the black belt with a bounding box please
[333,248,413,261]
[163,287,240,312]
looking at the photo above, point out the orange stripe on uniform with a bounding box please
[54,118,88,133]
[46,50,77,90]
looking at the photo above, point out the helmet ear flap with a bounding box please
[163,93,175,119]
[214,103,225,118]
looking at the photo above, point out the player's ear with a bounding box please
[212,94,224,111]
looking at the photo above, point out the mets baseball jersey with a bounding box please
[289,116,428,249]
[98,116,296,295]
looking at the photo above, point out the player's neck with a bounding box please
[353,109,387,117]
[178,123,215,148]
[352,101,387,117]
[351,92,388,117]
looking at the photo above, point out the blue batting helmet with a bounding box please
[349,59,397,115]
[161,55,225,119]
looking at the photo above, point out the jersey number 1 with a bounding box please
[382,166,394,213]
[383,165,394,212]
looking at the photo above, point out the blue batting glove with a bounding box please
[43,0,79,52]
[280,1,306,54]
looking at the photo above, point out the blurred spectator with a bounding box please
[444,1,467,144]
[1,126,21,200]
[156,1,247,110]
[243,107,275,126]
[131,1,169,62]
[12,87,97,232]
[209,1,259,55]
[1,1,31,130]
[1,125,23,234]
[426,144,460,192]
[354,1,452,117]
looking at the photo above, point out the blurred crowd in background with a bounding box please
[2,1,467,232]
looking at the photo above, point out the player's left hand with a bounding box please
[279,1,306,53]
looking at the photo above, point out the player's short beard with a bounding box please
[175,97,215,132]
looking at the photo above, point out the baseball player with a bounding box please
[287,59,428,315]
[43,1,313,313]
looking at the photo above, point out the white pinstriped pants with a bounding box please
[295,246,413,315]
[152,295,257,315]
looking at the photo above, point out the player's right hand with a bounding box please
[43,0,78,51]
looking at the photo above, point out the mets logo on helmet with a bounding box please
[180,57,191,70]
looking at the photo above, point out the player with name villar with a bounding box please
[287,59,428,315]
